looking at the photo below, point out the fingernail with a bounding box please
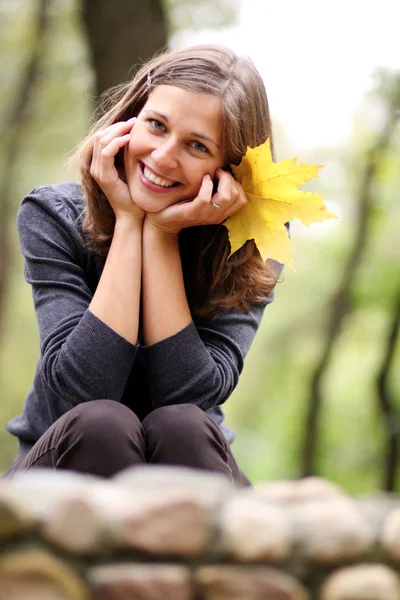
[204,174,211,181]
[127,117,137,123]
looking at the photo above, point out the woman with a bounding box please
[5,45,282,486]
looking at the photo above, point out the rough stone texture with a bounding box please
[292,496,373,564]
[381,507,400,563]
[2,467,400,599]
[117,495,213,556]
[41,495,113,555]
[89,564,192,600]
[0,548,90,599]
[219,492,292,562]
[195,565,309,600]
[4,470,116,554]
[5,466,230,558]
[253,477,344,504]
[357,494,400,543]
[110,465,232,556]
[249,477,373,565]
[320,564,400,600]
[0,484,35,541]
[114,464,233,500]
[3,469,97,526]
[0,581,74,600]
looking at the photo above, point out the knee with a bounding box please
[64,400,140,444]
[143,404,209,442]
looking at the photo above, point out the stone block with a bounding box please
[320,564,400,600]
[109,465,232,556]
[219,492,291,562]
[0,548,89,599]
[195,565,308,600]
[89,563,192,600]
[292,497,372,564]
[381,507,400,563]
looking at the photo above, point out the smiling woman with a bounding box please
[4,45,283,487]
[124,85,225,213]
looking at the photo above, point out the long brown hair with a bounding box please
[75,45,281,317]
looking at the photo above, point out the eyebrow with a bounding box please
[142,109,221,149]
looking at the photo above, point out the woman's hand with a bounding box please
[90,118,144,222]
[145,168,247,235]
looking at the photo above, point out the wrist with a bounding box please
[114,214,144,232]
[144,217,179,241]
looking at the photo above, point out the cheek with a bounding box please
[189,162,217,183]
[127,136,139,157]
[127,123,147,154]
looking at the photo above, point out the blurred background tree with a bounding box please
[0,0,399,492]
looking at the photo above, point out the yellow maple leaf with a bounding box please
[226,139,336,269]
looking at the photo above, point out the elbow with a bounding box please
[194,363,240,411]
[40,350,81,404]
[41,349,122,405]
[39,355,77,404]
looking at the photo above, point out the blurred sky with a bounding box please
[173,0,399,150]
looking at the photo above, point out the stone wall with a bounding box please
[1,466,400,599]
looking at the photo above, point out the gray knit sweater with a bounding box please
[7,183,276,459]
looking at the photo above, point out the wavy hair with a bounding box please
[74,45,281,317]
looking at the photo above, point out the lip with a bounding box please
[139,161,181,193]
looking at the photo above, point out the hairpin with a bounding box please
[146,72,152,91]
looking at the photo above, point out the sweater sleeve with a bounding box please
[17,185,138,405]
[142,298,273,412]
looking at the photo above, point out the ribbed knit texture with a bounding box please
[7,183,276,457]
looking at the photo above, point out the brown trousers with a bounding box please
[5,401,250,487]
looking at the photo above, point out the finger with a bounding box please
[91,134,131,181]
[100,116,136,134]
[102,118,136,143]
[92,118,135,170]
[159,174,214,227]
[195,173,214,203]
[219,185,247,220]
[93,118,136,152]
[93,120,135,146]
[211,169,239,209]
[179,174,214,221]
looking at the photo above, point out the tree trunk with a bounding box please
[376,285,400,491]
[0,0,52,346]
[301,76,400,477]
[80,0,169,96]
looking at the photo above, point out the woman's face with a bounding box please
[124,85,225,213]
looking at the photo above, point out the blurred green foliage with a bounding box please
[0,0,399,491]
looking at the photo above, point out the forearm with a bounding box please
[142,304,267,410]
[89,217,143,344]
[142,220,192,346]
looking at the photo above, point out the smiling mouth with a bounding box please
[140,162,180,188]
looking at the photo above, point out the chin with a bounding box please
[132,193,173,214]
[140,204,166,214]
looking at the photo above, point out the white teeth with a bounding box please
[143,166,175,188]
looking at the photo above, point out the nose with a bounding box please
[151,138,179,170]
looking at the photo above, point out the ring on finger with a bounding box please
[211,198,223,210]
